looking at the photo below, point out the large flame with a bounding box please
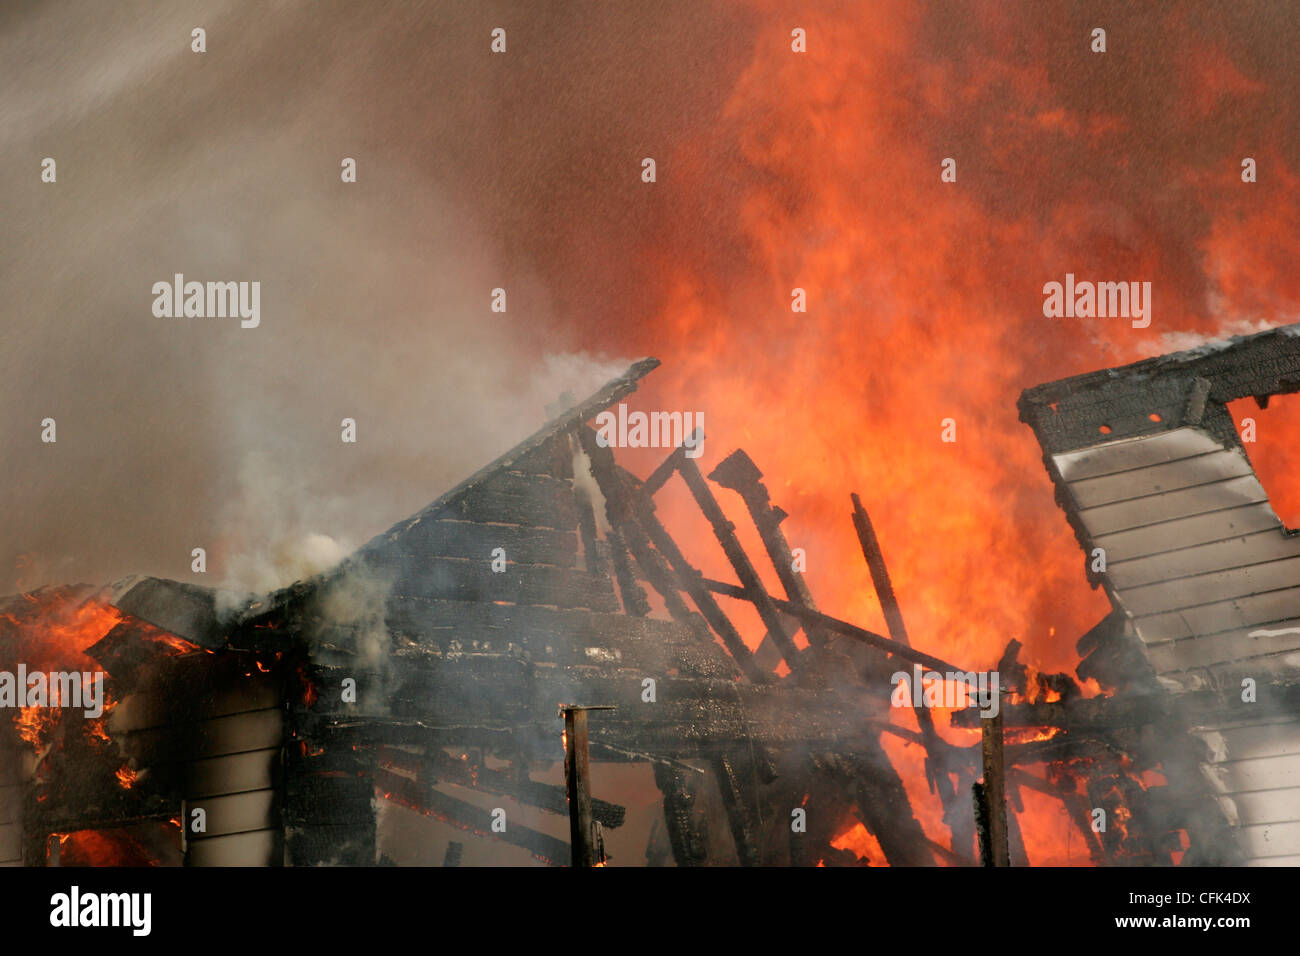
[565,2,1300,864]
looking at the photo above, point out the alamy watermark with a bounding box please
[0,665,105,718]
[152,274,260,328]
[891,664,1000,718]
[1042,273,1151,328]
[593,403,704,458]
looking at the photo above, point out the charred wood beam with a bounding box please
[653,763,709,867]
[712,752,761,866]
[563,706,608,867]
[383,747,627,829]
[577,427,696,626]
[843,749,934,866]
[709,449,829,650]
[851,493,965,850]
[949,693,1171,731]
[676,455,804,672]
[605,525,651,616]
[701,578,966,672]
[575,432,767,682]
[979,700,1010,866]
[375,768,570,865]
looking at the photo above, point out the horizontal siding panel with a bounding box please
[123,708,283,764]
[1192,721,1300,763]
[1202,752,1300,794]
[188,789,278,838]
[1090,504,1282,563]
[1215,787,1300,826]
[184,748,279,799]
[1052,428,1225,482]
[1135,587,1300,642]
[1076,475,1268,536]
[1145,622,1300,670]
[1068,449,1255,509]
[1107,530,1300,589]
[1238,820,1300,859]
[1118,555,1300,616]
[186,829,278,866]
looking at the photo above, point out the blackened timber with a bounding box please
[606,526,651,616]
[563,706,609,867]
[702,577,967,672]
[379,519,581,569]
[713,752,761,865]
[383,597,737,679]
[578,424,765,681]
[851,493,964,850]
[376,771,570,865]
[980,698,1010,867]
[709,449,828,649]
[949,694,1172,731]
[418,749,626,828]
[577,427,695,626]
[846,748,934,866]
[373,553,619,612]
[676,457,802,671]
[444,471,580,531]
[573,485,607,576]
[653,764,709,866]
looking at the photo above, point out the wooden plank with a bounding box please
[1107,529,1300,588]
[1091,504,1282,564]
[1238,820,1300,859]
[1201,752,1300,794]
[376,519,581,569]
[188,789,278,838]
[384,555,618,612]
[440,471,579,530]
[110,678,280,733]
[383,598,736,679]
[186,829,278,866]
[1135,587,1300,642]
[1068,449,1255,509]
[182,748,279,799]
[1076,475,1269,536]
[121,708,283,764]
[1118,555,1300,616]
[1192,722,1300,764]
[1052,428,1225,482]
[1217,787,1300,826]
[1145,621,1300,670]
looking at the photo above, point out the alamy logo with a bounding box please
[594,404,704,458]
[50,886,151,936]
[152,274,260,328]
[1042,273,1151,328]
[891,665,1000,718]
[0,666,104,718]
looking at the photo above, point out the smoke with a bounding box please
[0,0,698,596]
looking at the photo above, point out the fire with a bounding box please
[549,1,1300,865]
[115,765,138,789]
[0,589,122,755]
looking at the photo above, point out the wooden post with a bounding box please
[562,705,614,867]
[979,689,1010,867]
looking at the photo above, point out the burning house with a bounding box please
[3,331,1298,867]
[1019,323,1300,866]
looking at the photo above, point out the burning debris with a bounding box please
[4,341,1295,867]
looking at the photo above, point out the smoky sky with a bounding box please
[2,0,1298,664]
